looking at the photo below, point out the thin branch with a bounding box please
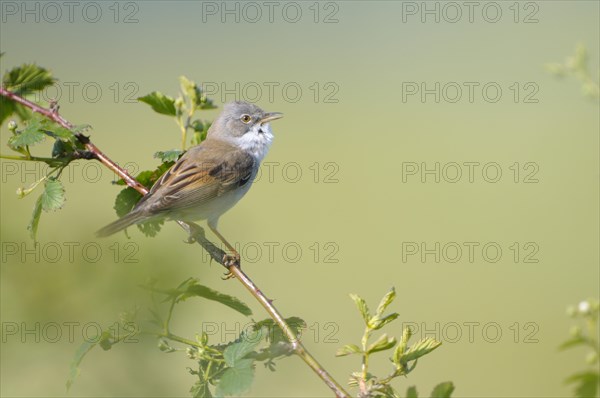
[0,87,148,195]
[0,88,350,398]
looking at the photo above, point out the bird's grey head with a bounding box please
[207,101,283,161]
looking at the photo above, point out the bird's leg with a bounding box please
[208,222,240,279]
[184,222,205,244]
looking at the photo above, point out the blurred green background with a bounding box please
[1,1,598,397]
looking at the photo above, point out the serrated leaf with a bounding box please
[138,92,176,116]
[8,118,47,149]
[113,163,171,237]
[223,331,263,367]
[253,317,306,345]
[112,191,162,237]
[367,334,396,354]
[27,194,43,241]
[401,337,442,363]
[3,64,55,95]
[114,187,142,217]
[136,219,164,237]
[375,287,396,317]
[7,115,76,152]
[336,344,362,357]
[215,361,254,396]
[45,125,74,141]
[431,381,455,398]
[41,179,65,211]
[406,386,418,398]
[350,293,370,325]
[154,149,183,163]
[177,279,252,316]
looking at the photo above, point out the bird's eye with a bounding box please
[240,114,252,123]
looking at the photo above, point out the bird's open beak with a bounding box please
[260,112,283,124]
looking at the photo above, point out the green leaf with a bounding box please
[71,124,92,135]
[431,382,455,398]
[215,330,262,396]
[191,380,213,398]
[180,75,201,108]
[97,330,116,351]
[8,118,47,150]
[0,97,15,125]
[559,335,588,351]
[113,186,164,237]
[223,331,263,367]
[154,149,183,163]
[27,178,65,241]
[7,115,77,152]
[66,339,97,391]
[51,139,83,159]
[350,293,371,325]
[406,386,418,398]
[252,317,306,345]
[366,334,396,354]
[136,219,164,238]
[65,329,114,391]
[191,119,205,133]
[401,337,442,363]
[393,326,413,364]
[113,162,173,238]
[336,344,362,357]
[115,162,172,187]
[13,101,32,121]
[178,77,215,110]
[138,92,176,116]
[248,318,301,365]
[545,63,567,77]
[114,187,143,217]
[375,287,396,317]
[176,279,252,316]
[45,125,74,142]
[215,361,254,397]
[27,194,43,241]
[3,64,55,95]
[369,312,399,330]
[191,120,211,145]
[41,178,65,211]
[565,371,600,398]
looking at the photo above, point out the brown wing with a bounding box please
[135,141,256,216]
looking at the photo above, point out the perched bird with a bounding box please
[97,101,283,262]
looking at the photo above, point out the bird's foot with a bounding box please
[222,253,241,280]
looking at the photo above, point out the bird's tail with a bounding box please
[96,211,147,237]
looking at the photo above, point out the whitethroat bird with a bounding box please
[97,101,283,271]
